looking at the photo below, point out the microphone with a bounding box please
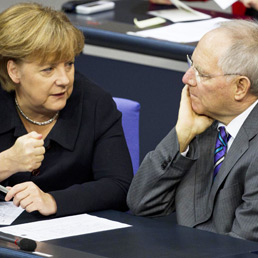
[0,232,37,251]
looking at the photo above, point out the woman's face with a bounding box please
[8,59,75,118]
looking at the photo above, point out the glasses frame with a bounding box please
[186,55,240,81]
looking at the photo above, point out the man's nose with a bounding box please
[182,67,197,86]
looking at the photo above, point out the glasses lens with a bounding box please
[187,55,192,68]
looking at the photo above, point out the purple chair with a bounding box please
[113,97,140,174]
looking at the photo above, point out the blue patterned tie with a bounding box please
[214,127,231,178]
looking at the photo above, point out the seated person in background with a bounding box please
[127,19,258,241]
[149,0,207,4]
[237,0,258,16]
[241,0,258,9]
[0,3,133,218]
[149,0,258,16]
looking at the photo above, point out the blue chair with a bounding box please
[113,97,140,175]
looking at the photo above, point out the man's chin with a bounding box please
[193,107,211,119]
[192,104,203,115]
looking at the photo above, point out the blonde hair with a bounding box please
[0,2,85,92]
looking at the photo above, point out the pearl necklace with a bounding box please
[15,98,59,126]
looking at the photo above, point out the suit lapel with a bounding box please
[209,103,258,211]
[194,123,217,223]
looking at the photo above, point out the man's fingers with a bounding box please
[181,85,189,98]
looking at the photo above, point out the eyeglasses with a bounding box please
[186,55,240,81]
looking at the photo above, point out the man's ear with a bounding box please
[234,76,251,101]
[7,60,21,84]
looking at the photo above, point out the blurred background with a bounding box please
[0,0,232,13]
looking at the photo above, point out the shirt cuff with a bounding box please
[181,145,189,157]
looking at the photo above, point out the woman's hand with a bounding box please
[5,182,57,216]
[3,131,45,174]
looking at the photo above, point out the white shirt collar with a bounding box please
[218,99,258,140]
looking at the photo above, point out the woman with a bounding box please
[0,3,133,217]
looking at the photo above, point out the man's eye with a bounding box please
[200,73,211,78]
[197,70,210,78]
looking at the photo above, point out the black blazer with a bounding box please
[0,72,133,217]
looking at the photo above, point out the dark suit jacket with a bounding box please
[0,72,133,217]
[127,103,258,241]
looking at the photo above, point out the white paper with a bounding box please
[149,9,211,23]
[128,17,229,43]
[171,0,207,14]
[0,202,24,225]
[134,17,166,29]
[0,213,132,241]
[213,0,237,10]
[148,0,210,22]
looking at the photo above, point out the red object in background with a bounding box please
[232,2,246,15]
[184,0,246,15]
[186,0,246,16]
[149,0,207,4]
[150,0,247,16]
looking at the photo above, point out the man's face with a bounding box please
[182,29,237,121]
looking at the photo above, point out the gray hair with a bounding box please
[217,19,258,96]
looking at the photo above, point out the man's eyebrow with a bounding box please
[192,59,208,75]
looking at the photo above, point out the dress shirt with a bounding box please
[181,99,258,156]
[218,99,258,151]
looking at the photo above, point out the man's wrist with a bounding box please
[176,125,195,152]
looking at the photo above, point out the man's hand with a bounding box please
[176,85,214,152]
[5,182,57,216]
[4,131,45,174]
[240,0,258,10]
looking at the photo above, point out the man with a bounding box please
[127,20,258,241]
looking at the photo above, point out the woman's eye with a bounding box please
[67,61,74,67]
[41,67,53,73]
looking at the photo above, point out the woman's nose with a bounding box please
[55,68,70,86]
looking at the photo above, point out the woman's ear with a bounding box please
[234,76,251,101]
[7,60,21,84]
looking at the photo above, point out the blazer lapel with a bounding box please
[194,123,218,223]
[209,103,258,211]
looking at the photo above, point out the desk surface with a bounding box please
[3,210,258,258]
[67,0,244,61]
